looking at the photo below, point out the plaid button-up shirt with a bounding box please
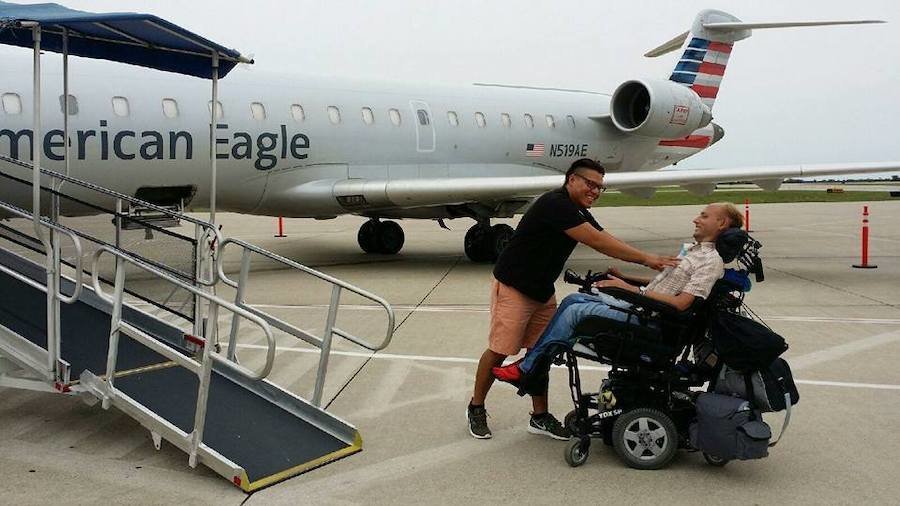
[645,241,724,300]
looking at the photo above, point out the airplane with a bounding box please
[0,8,897,262]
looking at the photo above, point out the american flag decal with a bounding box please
[525,143,545,157]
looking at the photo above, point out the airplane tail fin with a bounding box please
[646,10,885,110]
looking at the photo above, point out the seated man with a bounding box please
[493,203,743,388]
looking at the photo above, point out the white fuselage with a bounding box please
[0,56,701,219]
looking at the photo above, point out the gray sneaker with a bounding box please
[467,403,492,439]
[528,412,571,440]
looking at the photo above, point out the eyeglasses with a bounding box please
[574,173,607,193]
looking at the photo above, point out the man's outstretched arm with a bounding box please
[565,224,678,271]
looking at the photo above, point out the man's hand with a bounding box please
[605,266,623,278]
[643,253,679,271]
[594,275,635,292]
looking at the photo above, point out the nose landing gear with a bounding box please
[464,222,514,263]
[358,219,405,254]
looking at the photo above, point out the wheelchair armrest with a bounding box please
[594,286,694,321]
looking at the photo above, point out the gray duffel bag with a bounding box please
[689,393,771,461]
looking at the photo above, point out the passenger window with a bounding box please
[2,93,22,115]
[545,114,555,128]
[250,102,266,120]
[290,104,305,122]
[59,94,78,115]
[327,105,341,124]
[474,112,486,128]
[111,96,129,117]
[162,98,179,118]
[389,108,401,126]
[447,110,459,126]
[207,100,224,119]
[523,113,534,128]
[501,113,511,128]
[417,109,430,126]
[567,115,576,128]
[361,107,375,125]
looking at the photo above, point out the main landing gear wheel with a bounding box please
[357,219,405,254]
[611,408,678,470]
[464,223,514,263]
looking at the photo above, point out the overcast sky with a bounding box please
[2,0,898,175]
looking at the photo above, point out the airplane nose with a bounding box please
[711,122,725,145]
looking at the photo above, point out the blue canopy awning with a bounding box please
[0,1,252,79]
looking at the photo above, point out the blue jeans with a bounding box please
[519,292,635,375]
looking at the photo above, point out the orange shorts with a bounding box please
[488,278,557,356]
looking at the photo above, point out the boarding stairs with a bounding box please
[0,158,395,491]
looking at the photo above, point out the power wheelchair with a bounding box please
[555,230,763,470]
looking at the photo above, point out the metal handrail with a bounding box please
[0,200,84,304]
[216,236,395,406]
[216,237,396,351]
[90,245,276,380]
[0,155,223,287]
[0,154,218,230]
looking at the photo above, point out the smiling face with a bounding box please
[692,204,730,242]
[565,169,605,208]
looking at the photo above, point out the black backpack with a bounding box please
[715,358,800,412]
[709,311,788,372]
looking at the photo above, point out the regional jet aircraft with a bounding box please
[0,9,896,261]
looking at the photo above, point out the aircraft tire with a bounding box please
[464,224,491,262]
[377,220,405,254]
[490,224,514,260]
[358,220,380,253]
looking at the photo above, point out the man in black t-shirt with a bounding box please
[467,158,678,440]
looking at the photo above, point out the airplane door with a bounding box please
[410,100,435,152]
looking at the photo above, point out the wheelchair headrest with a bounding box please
[716,227,764,282]
[715,227,748,263]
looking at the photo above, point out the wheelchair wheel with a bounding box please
[565,437,590,467]
[703,452,729,467]
[611,407,678,470]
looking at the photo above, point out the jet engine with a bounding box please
[610,79,712,139]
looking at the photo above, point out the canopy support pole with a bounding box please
[209,52,219,226]
[28,24,59,377]
[30,24,42,237]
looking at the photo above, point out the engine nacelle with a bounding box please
[610,79,712,139]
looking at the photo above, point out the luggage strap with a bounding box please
[769,392,792,447]
[743,372,791,446]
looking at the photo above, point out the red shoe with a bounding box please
[492,362,523,386]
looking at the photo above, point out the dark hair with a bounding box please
[564,158,605,184]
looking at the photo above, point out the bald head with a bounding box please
[693,203,742,242]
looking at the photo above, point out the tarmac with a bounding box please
[2,199,900,505]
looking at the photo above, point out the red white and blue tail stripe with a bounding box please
[669,37,733,110]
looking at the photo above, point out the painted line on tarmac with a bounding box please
[795,379,900,391]
[235,343,899,391]
[766,316,900,325]
[236,343,610,371]
[128,300,900,326]
[248,303,900,325]
[779,226,900,244]
[790,328,900,371]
